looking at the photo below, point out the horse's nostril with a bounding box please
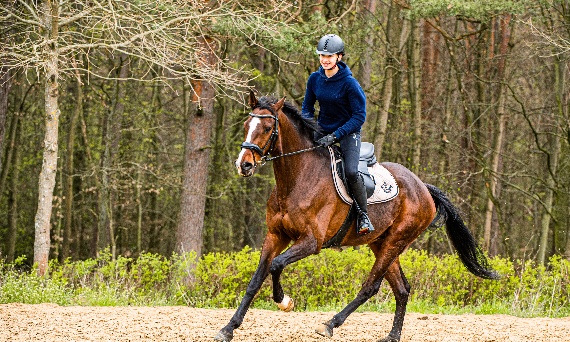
[241,162,253,172]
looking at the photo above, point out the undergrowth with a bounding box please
[0,248,568,317]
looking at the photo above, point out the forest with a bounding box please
[0,0,569,275]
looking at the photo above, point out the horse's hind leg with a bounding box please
[379,258,410,342]
[215,233,290,342]
[315,240,409,339]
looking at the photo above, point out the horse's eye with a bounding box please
[264,127,272,133]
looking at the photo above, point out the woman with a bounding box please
[301,34,374,235]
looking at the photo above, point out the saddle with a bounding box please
[323,142,399,249]
[331,142,377,198]
[329,142,398,205]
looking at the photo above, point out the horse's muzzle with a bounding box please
[235,159,255,177]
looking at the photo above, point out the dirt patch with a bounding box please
[1,304,569,341]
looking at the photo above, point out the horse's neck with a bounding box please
[275,112,314,155]
[272,113,328,195]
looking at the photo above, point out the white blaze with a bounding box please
[235,117,261,173]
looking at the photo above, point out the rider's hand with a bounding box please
[317,134,337,147]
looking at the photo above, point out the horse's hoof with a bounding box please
[214,330,233,342]
[377,335,399,342]
[277,295,294,312]
[315,322,333,338]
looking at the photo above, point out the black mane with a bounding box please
[256,96,323,138]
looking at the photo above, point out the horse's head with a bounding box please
[235,91,285,177]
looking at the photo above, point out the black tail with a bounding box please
[425,183,499,280]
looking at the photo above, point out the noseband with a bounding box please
[240,111,279,166]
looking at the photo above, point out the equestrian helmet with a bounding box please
[316,34,344,55]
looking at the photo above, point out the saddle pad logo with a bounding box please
[381,182,393,193]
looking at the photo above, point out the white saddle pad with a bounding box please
[329,147,399,205]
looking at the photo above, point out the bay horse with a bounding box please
[215,92,498,342]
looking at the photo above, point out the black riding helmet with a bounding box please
[316,34,344,55]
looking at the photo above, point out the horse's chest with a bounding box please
[272,181,330,233]
[278,213,308,239]
[276,199,317,228]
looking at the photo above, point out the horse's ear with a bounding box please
[248,90,258,109]
[273,97,286,111]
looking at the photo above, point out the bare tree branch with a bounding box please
[521,17,570,56]
[1,0,295,97]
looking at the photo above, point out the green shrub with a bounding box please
[184,247,570,317]
[0,256,72,305]
[0,247,569,317]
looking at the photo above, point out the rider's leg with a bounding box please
[339,132,374,235]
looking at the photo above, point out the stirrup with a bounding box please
[356,211,374,235]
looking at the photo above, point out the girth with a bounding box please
[322,204,356,249]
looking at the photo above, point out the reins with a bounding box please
[240,110,322,166]
[264,145,321,162]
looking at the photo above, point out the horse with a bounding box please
[214,92,498,342]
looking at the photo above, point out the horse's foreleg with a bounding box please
[315,242,407,339]
[214,257,270,342]
[379,258,410,342]
[215,234,289,342]
[270,235,319,311]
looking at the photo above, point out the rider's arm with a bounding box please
[332,79,366,139]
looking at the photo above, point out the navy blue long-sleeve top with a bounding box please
[301,61,366,139]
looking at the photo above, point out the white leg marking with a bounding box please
[277,295,294,312]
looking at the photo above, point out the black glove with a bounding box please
[317,133,337,147]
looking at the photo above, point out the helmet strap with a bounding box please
[323,55,340,71]
[330,55,341,71]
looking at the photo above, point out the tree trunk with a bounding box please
[97,115,111,256]
[34,1,60,276]
[61,71,82,261]
[421,18,440,118]
[565,201,570,260]
[357,0,376,140]
[537,142,559,264]
[97,55,128,259]
[6,111,21,262]
[429,23,459,254]
[408,18,422,172]
[438,21,459,180]
[79,83,102,258]
[483,15,512,253]
[0,102,18,197]
[147,77,162,253]
[468,23,486,233]
[136,167,143,253]
[176,38,216,258]
[537,55,564,265]
[356,0,376,90]
[1,85,31,262]
[482,90,506,254]
[0,67,10,179]
[373,3,402,159]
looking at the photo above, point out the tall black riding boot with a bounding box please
[349,175,375,235]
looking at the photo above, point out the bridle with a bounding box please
[240,110,280,166]
[240,108,322,167]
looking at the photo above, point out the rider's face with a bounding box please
[319,53,342,70]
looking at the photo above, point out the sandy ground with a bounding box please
[1,304,569,342]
